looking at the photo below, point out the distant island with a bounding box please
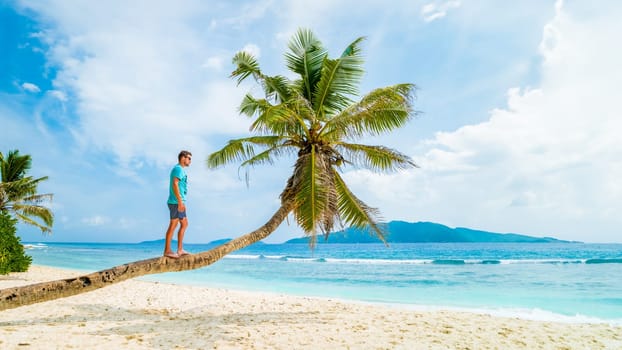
[139,221,574,245]
[284,221,574,244]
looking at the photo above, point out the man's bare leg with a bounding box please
[177,217,189,255]
[164,219,180,258]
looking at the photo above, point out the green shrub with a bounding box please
[0,211,32,274]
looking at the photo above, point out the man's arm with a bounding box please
[172,177,186,212]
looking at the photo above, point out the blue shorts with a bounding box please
[168,203,187,220]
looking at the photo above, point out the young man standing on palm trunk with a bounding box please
[163,150,192,259]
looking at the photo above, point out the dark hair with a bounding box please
[178,150,192,161]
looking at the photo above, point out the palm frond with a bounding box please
[314,37,365,117]
[335,143,417,172]
[240,144,297,169]
[332,169,385,243]
[207,136,283,169]
[248,103,310,139]
[321,83,417,140]
[13,203,53,226]
[340,37,365,58]
[1,176,46,201]
[261,75,292,103]
[281,146,333,246]
[284,28,326,101]
[1,150,54,235]
[14,211,52,234]
[322,169,339,241]
[238,94,271,118]
[231,51,261,85]
[294,147,326,233]
[20,193,54,204]
[232,51,292,104]
[0,150,32,182]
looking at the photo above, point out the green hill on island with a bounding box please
[285,221,572,244]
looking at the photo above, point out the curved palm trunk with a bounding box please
[0,202,293,311]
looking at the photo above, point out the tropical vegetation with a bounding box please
[0,211,32,274]
[0,150,52,274]
[0,150,54,233]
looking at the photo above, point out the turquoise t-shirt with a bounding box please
[167,164,187,204]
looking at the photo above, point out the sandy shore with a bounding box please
[0,266,621,349]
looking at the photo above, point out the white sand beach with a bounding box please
[1,265,621,349]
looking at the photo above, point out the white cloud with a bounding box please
[241,44,261,58]
[47,90,67,101]
[21,82,41,93]
[202,56,224,70]
[421,1,461,23]
[82,215,108,226]
[208,0,273,30]
[345,1,622,242]
[17,0,250,168]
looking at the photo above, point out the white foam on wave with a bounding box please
[23,243,48,249]
[324,258,433,264]
[389,303,622,326]
[223,255,598,266]
[285,257,318,262]
[224,254,262,259]
[499,259,586,265]
[485,307,622,325]
[224,254,288,260]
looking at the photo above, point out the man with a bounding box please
[163,150,192,258]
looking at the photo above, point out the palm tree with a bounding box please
[0,29,417,310]
[208,28,417,245]
[0,150,54,233]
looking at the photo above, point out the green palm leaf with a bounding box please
[13,203,53,227]
[321,83,417,140]
[332,169,384,242]
[239,145,297,169]
[0,177,46,204]
[0,150,32,182]
[285,28,326,101]
[231,51,261,85]
[261,75,292,103]
[207,136,282,169]
[336,143,417,172]
[238,94,270,118]
[14,212,52,234]
[249,103,308,137]
[314,37,365,117]
[282,146,332,243]
[1,150,54,234]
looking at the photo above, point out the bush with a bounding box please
[0,211,32,274]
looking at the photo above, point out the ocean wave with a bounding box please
[22,243,48,249]
[223,255,622,265]
[398,304,622,326]
[432,259,465,265]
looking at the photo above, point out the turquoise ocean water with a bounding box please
[22,241,622,324]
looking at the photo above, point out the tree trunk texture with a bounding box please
[0,203,293,311]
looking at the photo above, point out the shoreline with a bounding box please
[1,266,621,349]
[41,263,621,326]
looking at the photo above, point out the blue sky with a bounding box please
[2,0,621,243]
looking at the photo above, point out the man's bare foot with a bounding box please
[164,251,179,258]
[178,249,191,256]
